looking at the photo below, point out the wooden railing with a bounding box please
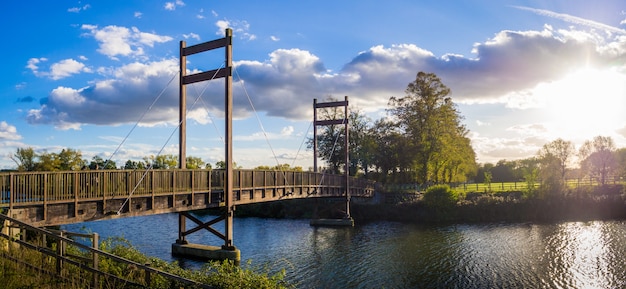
[0,213,212,288]
[0,169,373,205]
[0,169,375,226]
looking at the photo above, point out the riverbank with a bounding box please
[230,184,626,225]
[352,184,626,224]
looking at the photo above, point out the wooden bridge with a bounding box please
[0,169,374,227]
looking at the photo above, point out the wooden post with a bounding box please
[179,40,187,170]
[313,99,318,173]
[224,28,234,250]
[344,96,350,218]
[92,232,99,287]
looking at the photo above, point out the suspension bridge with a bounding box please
[1,28,374,266]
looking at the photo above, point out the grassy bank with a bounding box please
[352,184,626,224]
[0,235,293,289]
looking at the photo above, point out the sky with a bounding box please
[1,0,626,170]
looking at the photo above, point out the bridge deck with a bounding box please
[0,169,374,226]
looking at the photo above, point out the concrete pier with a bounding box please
[310,217,354,227]
[172,243,240,262]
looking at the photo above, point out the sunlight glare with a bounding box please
[539,69,626,141]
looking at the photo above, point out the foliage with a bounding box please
[387,72,476,184]
[422,184,460,211]
[483,171,492,192]
[10,147,86,171]
[579,136,618,185]
[198,260,292,289]
[185,156,206,169]
[254,163,303,171]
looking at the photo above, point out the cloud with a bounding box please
[27,59,181,130]
[513,6,626,36]
[270,35,280,42]
[134,11,142,18]
[164,0,185,11]
[215,19,256,41]
[50,59,92,80]
[68,4,90,13]
[183,33,200,41]
[26,57,47,76]
[25,24,626,131]
[17,96,34,103]
[0,121,22,141]
[81,25,173,59]
[27,58,90,80]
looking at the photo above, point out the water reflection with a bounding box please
[64,216,626,288]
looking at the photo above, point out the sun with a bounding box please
[539,68,626,141]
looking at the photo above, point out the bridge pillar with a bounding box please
[173,28,240,262]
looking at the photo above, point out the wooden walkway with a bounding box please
[0,169,374,227]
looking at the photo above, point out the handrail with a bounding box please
[0,213,212,288]
[0,169,375,207]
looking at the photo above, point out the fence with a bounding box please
[0,213,210,288]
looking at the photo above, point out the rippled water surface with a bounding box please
[65,216,626,288]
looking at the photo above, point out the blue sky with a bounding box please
[1,0,626,170]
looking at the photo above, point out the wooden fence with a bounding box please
[0,213,211,288]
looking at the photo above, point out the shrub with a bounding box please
[422,185,459,211]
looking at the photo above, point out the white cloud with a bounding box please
[215,19,256,41]
[27,59,180,129]
[0,121,21,141]
[81,25,172,59]
[270,35,280,42]
[134,11,142,18]
[49,59,91,80]
[514,6,626,35]
[281,126,294,136]
[26,57,47,76]
[183,33,200,41]
[164,0,184,11]
[68,4,90,13]
[26,24,626,135]
[27,58,90,80]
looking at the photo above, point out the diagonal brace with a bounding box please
[180,212,226,241]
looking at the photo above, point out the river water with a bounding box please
[64,214,626,288]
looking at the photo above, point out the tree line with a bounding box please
[8,147,303,172]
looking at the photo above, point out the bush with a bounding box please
[422,185,459,211]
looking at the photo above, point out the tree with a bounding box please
[186,156,206,169]
[537,138,575,194]
[538,138,574,181]
[579,136,617,185]
[388,71,475,184]
[90,155,117,170]
[143,154,177,169]
[11,147,37,171]
[57,148,85,171]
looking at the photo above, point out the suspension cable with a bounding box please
[102,71,179,169]
[233,66,292,187]
[116,65,225,214]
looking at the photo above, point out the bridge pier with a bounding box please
[172,243,240,263]
[310,196,354,227]
[171,211,240,263]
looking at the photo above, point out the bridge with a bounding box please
[1,27,371,271]
[0,169,373,227]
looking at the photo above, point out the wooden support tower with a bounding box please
[311,96,353,226]
[174,28,239,261]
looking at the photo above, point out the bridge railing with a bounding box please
[0,169,374,207]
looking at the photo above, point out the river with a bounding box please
[63,214,626,288]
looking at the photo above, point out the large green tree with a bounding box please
[388,71,476,184]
